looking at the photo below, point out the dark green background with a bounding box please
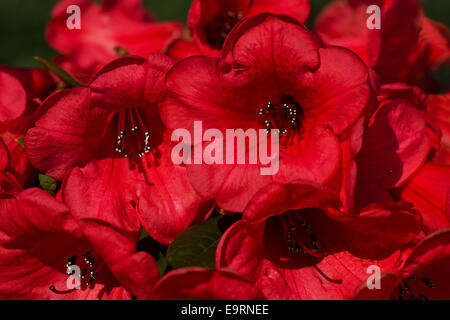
[0,0,448,68]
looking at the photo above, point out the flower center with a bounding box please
[114,108,150,159]
[282,211,328,259]
[204,11,243,50]
[391,275,435,300]
[259,95,304,144]
[49,250,103,294]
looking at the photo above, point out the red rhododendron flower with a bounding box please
[395,92,450,233]
[0,66,55,185]
[161,13,375,212]
[343,84,449,233]
[0,70,27,129]
[0,188,159,299]
[315,0,450,92]
[2,0,450,302]
[349,86,437,212]
[0,65,54,136]
[25,54,213,244]
[47,0,182,82]
[187,0,310,56]
[328,81,450,239]
[152,267,264,299]
[353,228,450,300]
[217,180,421,299]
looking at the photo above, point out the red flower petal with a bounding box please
[188,0,310,56]
[356,99,431,189]
[47,0,181,81]
[243,180,340,223]
[166,39,202,61]
[137,136,214,245]
[427,93,450,165]
[25,88,110,180]
[0,138,10,172]
[316,0,446,91]
[401,163,450,233]
[0,71,26,124]
[152,267,264,300]
[400,228,450,299]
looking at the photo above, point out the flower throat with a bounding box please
[115,108,150,159]
[259,95,304,145]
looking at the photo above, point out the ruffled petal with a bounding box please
[25,88,110,180]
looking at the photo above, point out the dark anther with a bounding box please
[86,277,95,286]
[310,234,319,251]
[82,251,91,257]
[283,212,327,259]
[55,251,102,294]
[402,282,410,293]
[115,108,151,159]
[421,277,434,288]
[66,255,77,267]
[258,95,304,143]
[398,286,405,296]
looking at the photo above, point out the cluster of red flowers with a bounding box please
[0,0,449,300]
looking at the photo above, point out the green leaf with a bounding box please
[136,234,169,276]
[166,216,224,270]
[38,174,57,196]
[34,56,83,88]
[157,253,169,276]
[139,228,149,241]
[15,137,25,149]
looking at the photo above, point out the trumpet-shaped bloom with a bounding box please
[25,54,213,245]
[161,14,375,212]
[0,188,159,299]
